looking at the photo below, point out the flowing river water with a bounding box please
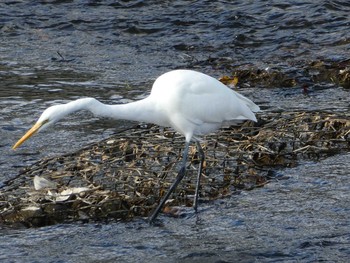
[0,1,349,262]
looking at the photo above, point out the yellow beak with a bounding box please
[12,122,44,150]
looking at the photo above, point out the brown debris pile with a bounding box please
[212,58,350,89]
[1,111,349,227]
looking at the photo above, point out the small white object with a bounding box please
[21,206,41,212]
[54,187,91,202]
[33,175,57,191]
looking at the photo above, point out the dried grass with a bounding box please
[1,111,349,227]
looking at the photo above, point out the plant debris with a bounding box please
[1,111,349,227]
[197,58,350,89]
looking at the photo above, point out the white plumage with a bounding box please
[13,69,259,223]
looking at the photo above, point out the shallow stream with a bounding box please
[0,1,349,262]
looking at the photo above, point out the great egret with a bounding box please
[13,69,260,224]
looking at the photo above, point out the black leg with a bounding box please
[149,141,190,224]
[193,141,205,212]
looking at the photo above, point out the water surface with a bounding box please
[1,154,349,262]
[0,0,349,262]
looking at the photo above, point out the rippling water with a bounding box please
[0,0,349,262]
[1,154,349,262]
[1,0,349,72]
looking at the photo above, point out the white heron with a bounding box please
[13,69,260,223]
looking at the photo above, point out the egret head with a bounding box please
[12,104,64,149]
